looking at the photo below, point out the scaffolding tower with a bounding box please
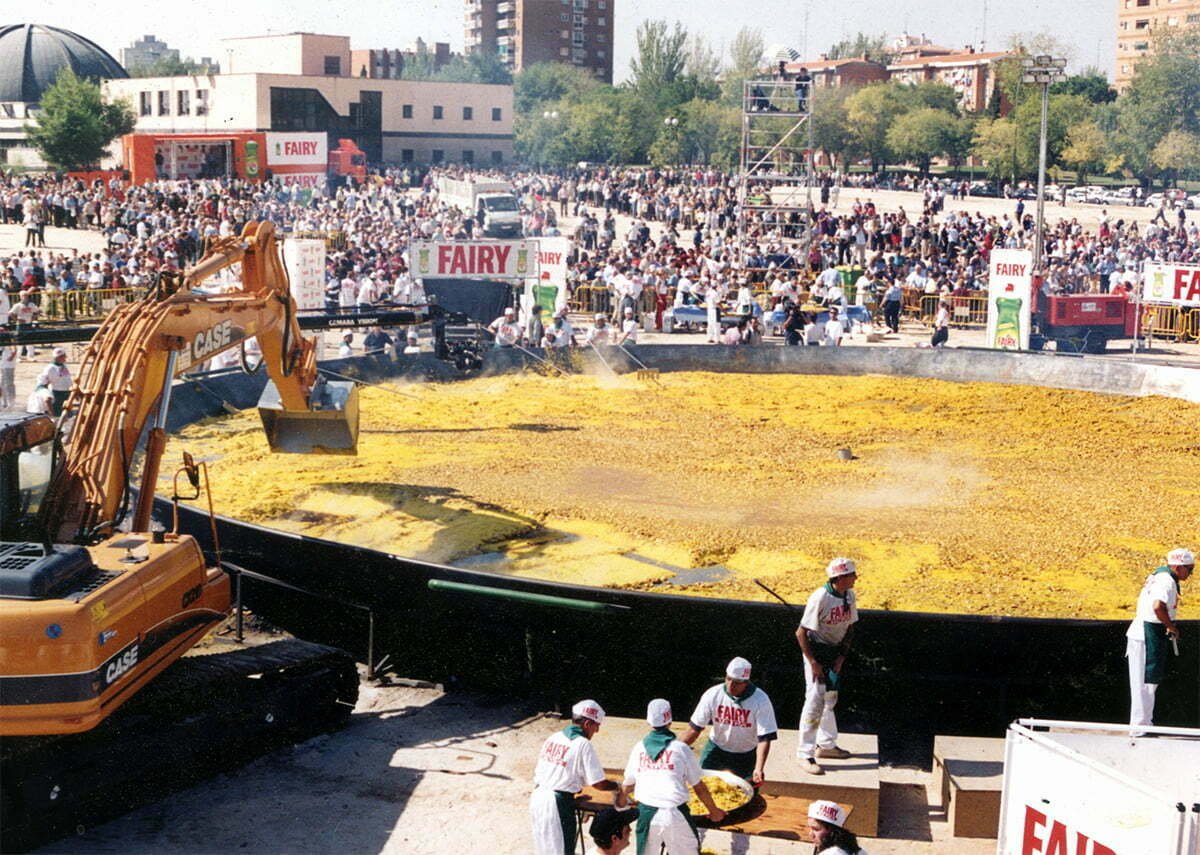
[737,77,815,275]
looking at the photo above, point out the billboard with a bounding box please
[1142,262,1200,307]
[987,249,1033,350]
[282,239,327,311]
[410,241,539,280]
[266,133,328,167]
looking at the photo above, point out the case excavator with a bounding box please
[0,222,366,850]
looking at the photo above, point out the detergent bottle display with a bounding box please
[993,295,1023,349]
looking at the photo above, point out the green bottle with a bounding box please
[994,296,1023,349]
[1150,269,1166,300]
[244,140,260,178]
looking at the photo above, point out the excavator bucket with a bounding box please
[256,379,360,454]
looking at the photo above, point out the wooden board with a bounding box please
[932,735,1005,839]
[588,717,879,836]
[575,774,852,842]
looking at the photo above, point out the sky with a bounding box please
[26,0,1115,81]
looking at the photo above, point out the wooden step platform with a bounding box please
[932,735,1005,839]
[591,717,879,837]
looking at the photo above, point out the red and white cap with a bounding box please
[646,698,672,728]
[826,557,858,578]
[572,699,605,725]
[1167,548,1195,566]
[807,799,848,828]
[726,657,752,681]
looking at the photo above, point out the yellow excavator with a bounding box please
[0,222,367,849]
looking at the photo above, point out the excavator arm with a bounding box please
[37,221,358,545]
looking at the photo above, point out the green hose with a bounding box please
[427,579,628,613]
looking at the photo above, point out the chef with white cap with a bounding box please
[681,656,778,785]
[37,347,72,416]
[795,557,860,775]
[530,698,609,855]
[488,307,521,348]
[1126,547,1194,735]
[806,799,867,854]
[620,699,724,854]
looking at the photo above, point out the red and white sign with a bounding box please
[411,241,539,280]
[266,133,328,167]
[1142,262,1200,307]
[276,172,326,188]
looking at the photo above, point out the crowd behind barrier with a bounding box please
[2,165,1199,355]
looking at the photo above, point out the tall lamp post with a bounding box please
[540,110,560,170]
[1021,54,1066,277]
[663,116,680,166]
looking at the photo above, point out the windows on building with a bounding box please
[196,90,208,116]
[402,104,413,119]
[157,91,170,116]
[432,149,444,163]
[463,149,474,164]
[491,150,503,164]
[139,92,152,117]
[492,107,502,121]
[463,106,473,120]
[433,105,444,119]
[401,149,414,162]
[177,90,190,115]
[324,56,341,75]
[597,17,605,25]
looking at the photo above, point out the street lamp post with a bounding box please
[663,116,680,166]
[541,111,560,169]
[1021,54,1066,278]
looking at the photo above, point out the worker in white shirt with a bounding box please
[822,308,845,346]
[1126,548,1193,736]
[620,699,725,855]
[38,347,72,416]
[530,699,610,855]
[617,306,639,345]
[585,313,612,346]
[488,307,521,347]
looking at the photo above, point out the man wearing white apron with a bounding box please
[620,699,725,854]
[531,699,608,855]
[796,557,859,775]
[1126,548,1193,736]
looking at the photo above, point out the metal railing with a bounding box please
[1141,304,1200,342]
[13,287,146,322]
[567,284,612,316]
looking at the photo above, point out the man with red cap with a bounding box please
[530,699,609,855]
[620,699,725,854]
[796,557,860,775]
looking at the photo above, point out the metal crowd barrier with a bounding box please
[1141,304,1200,342]
[290,229,348,251]
[568,285,612,316]
[17,287,146,322]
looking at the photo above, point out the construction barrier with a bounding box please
[568,284,612,317]
[13,288,146,322]
[1142,304,1200,342]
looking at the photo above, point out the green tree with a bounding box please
[809,86,857,169]
[886,108,961,175]
[684,33,721,82]
[629,20,688,95]
[722,27,765,105]
[1011,92,1093,174]
[1050,70,1117,104]
[972,117,1027,183]
[826,32,894,64]
[1059,120,1108,184]
[1151,129,1200,185]
[845,83,910,171]
[25,69,134,170]
[513,62,599,114]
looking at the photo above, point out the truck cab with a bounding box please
[476,192,522,237]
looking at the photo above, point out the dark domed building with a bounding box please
[0,23,127,165]
[0,23,127,103]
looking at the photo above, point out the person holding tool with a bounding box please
[530,699,611,855]
[796,558,860,775]
[681,656,777,855]
[620,698,725,854]
[1126,548,1193,735]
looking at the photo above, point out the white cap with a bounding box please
[646,698,672,728]
[572,699,605,724]
[595,312,606,322]
[504,307,515,316]
[407,330,419,341]
[52,347,67,358]
[726,657,752,680]
[807,800,848,828]
[826,557,857,578]
[1167,548,1195,566]
[624,307,634,315]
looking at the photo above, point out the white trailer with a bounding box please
[998,719,1199,855]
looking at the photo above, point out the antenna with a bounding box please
[980,0,989,51]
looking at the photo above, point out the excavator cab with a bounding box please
[0,415,57,541]
[256,376,360,454]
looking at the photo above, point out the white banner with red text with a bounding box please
[411,241,540,280]
[987,248,1033,350]
[1141,262,1200,307]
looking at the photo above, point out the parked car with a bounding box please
[1103,186,1139,206]
[1065,186,1092,203]
[1145,188,1193,209]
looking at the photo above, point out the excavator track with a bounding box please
[1,639,359,853]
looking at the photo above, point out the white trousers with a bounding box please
[707,307,719,342]
[798,657,839,758]
[1126,637,1158,735]
[530,786,568,855]
[642,805,700,855]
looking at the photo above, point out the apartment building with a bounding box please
[1116,0,1200,90]
[465,0,614,83]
